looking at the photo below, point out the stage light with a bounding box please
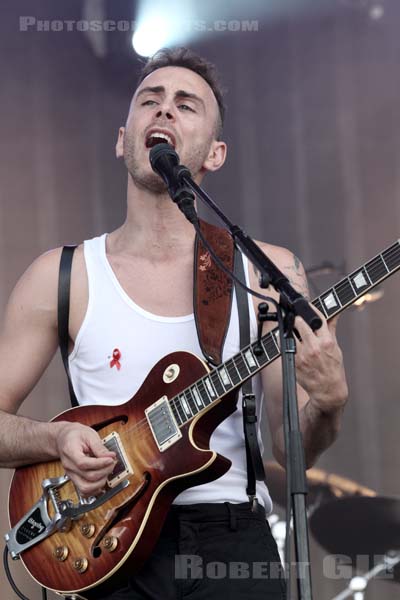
[132,1,193,57]
[369,5,384,20]
[132,17,169,57]
[132,0,335,58]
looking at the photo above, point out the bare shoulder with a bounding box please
[8,248,63,312]
[248,240,310,300]
[0,246,86,413]
[4,245,85,327]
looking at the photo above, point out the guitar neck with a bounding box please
[169,240,400,427]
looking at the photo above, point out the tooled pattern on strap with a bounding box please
[194,219,235,365]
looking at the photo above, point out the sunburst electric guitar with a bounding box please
[5,240,400,599]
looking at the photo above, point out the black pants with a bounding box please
[97,502,286,600]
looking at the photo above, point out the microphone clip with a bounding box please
[168,180,198,224]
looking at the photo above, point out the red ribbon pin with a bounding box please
[110,348,121,370]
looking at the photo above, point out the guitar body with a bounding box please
[8,351,238,598]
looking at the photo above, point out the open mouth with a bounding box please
[145,131,176,149]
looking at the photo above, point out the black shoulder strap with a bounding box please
[234,248,266,504]
[58,245,79,407]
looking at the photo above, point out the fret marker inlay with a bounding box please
[192,387,203,408]
[244,350,257,368]
[204,377,216,397]
[353,271,367,289]
[323,292,338,310]
[219,367,231,386]
[181,396,192,415]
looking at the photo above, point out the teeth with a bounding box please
[149,132,173,145]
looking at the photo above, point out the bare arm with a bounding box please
[0,249,62,465]
[250,244,348,468]
[0,250,115,494]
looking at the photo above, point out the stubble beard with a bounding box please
[123,133,213,195]
[123,138,166,194]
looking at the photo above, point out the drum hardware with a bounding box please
[330,552,400,600]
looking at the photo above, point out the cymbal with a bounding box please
[264,461,376,509]
[309,496,400,582]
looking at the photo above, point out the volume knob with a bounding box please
[53,546,68,561]
[73,557,89,574]
[80,523,96,538]
[103,536,118,552]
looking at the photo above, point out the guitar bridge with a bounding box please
[145,395,182,452]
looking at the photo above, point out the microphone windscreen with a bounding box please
[149,143,179,175]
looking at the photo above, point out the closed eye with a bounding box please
[178,104,195,112]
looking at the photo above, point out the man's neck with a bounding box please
[108,175,197,261]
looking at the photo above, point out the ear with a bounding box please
[115,127,125,158]
[202,140,227,172]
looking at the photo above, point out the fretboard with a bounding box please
[169,240,400,427]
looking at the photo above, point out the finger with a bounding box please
[294,316,324,342]
[84,432,116,460]
[79,454,116,471]
[327,314,339,337]
[73,431,117,466]
[67,472,109,497]
[63,452,116,472]
[60,425,116,462]
[308,305,330,335]
[66,461,116,481]
[66,467,110,487]
[310,304,326,321]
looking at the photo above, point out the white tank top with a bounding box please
[69,234,272,512]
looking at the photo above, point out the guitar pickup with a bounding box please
[102,431,133,488]
[145,396,182,452]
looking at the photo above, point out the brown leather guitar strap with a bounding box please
[193,219,235,365]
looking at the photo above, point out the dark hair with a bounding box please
[137,47,226,139]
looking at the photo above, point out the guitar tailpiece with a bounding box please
[4,474,70,559]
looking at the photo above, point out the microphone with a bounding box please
[149,143,198,223]
[149,143,180,190]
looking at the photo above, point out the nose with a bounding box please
[155,99,175,121]
[156,108,173,120]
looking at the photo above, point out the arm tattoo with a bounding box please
[253,250,310,299]
[284,254,311,300]
[294,254,302,273]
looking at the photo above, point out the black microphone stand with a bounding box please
[176,170,320,600]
